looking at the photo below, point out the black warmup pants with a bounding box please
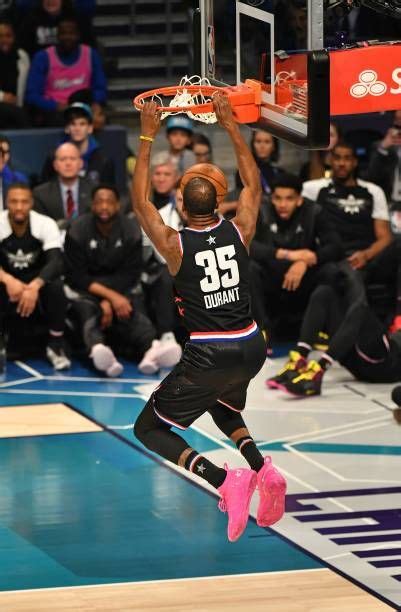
[142,265,177,336]
[69,293,156,361]
[298,283,399,383]
[0,279,67,336]
[359,242,399,287]
[249,259,333,331]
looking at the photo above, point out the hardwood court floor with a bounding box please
[0,403,101,437]
[0,569,392,611]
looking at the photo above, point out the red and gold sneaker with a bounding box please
[266,351,307,390]
[284,360,324,397]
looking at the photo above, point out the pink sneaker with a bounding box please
[256,456,286,527]
[218,464,257,542]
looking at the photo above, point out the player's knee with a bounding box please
[209,403,245,436]
[133,411,151,446]
[133,400,152,444]
[133,398,169,447]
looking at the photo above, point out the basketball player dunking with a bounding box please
[133,96,286,541]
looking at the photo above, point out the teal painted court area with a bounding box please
[0,359,320,593]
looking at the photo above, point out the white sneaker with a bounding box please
[46,345,71,371]
[138,340,160,375]
[90,343,124,377]
[157,334,182,368]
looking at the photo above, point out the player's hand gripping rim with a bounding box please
[212,93,236,130]
[140,100,162,140]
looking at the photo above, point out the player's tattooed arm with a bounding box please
[132,101,182,275]
[213,94,261,248]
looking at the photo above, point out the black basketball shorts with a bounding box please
[151,330,266,430]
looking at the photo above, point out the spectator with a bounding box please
[221,130,284,218]
[300,122,341,182]
[149,152,178,210]
[64,185,173,376]
[140,188,184,371]
[389,243,401,333]
[25,17,106,127]
[303,142,393,275]
[267,281,401,397]
[232,130,283,197]
[249,174,342,337]
[0,136,29,210]
[164,115,196,176]
[67,87,107,133]
[368,110,401,224]
[41,102,115,184]
[18,0,95,57]
[192,133,212,163]
[33,142,93,230]
[325,4,401,47]
[369,115,401,332]
[303,142,401,328]
[0,183,70,369]
[0,19,29,128]
[0,1,18,24]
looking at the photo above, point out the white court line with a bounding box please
[284,434,401,486]
[14,360,43,378]
[190,424,364,514]
[255,406,381,415]
[327,542,401,560]
[0,567,326,595]
[284,443,352,484]
[257,413,390,448]
[0,389,146,400]
[288,415,392,446]
[42,375,160,384]
[0,376,38,389]
[288,417,401,481]
[325,542,401,562]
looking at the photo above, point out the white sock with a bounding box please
[160,332,176,343]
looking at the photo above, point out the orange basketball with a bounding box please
[180,163,228,204]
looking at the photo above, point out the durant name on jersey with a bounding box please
[204,286,240,309]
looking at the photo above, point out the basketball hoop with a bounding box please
[133,75,262,124]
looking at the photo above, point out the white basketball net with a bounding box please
[152,75,220,124]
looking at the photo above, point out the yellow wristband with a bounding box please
[140,135,154,143]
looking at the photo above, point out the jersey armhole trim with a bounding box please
[177,232,184,256]
[231,220,245,245]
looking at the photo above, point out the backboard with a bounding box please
[196,0,330,149]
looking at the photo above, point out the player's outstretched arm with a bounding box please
[213,94,261,247]
[132,101,181,275]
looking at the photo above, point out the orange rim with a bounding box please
[133,84,229,113]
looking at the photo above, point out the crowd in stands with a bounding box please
[0,0,103,129]
[0,1,400,389]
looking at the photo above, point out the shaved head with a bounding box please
[183,177,217,216]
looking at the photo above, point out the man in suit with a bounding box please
[33,142,93,231]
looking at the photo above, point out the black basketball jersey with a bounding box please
[0,210,61,283]
[315,181,376,253]
[173,218,256,342]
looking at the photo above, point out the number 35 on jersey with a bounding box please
[195,245,241,309]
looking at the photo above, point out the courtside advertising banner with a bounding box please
[330,44,401,115]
